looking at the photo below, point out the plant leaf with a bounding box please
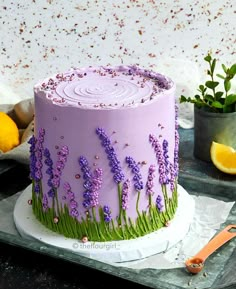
[222,64,228,73]
[223,105,234,113]
[215,91,224,100]
[224,79,231,92]
[205,81,219,89]
[204,55,211,62]
[211,58,216,74]
[199,84,205,91]
[180,95,187,103]
[211,101,223,108]
[229,64,236,75]
[225,94,236,106]
[204,94,214,102]
[216,74,225,80]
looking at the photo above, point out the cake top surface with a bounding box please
[34,65,174,109]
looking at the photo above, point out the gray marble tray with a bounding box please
[0,128,235,289]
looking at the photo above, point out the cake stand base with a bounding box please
[13,184,194,263]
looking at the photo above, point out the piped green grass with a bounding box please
[31,182,178,242]
[162,185,172,220]
[117,183,123,225]
[122,211,137,239]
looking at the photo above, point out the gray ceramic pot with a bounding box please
[194,106,236,162]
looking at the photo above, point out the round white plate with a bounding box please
[14,184,194,263]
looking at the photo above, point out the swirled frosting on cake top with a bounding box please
[34,65,174,109]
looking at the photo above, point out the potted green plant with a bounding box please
[180,54,236,162]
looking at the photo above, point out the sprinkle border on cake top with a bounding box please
[34,65,175,109]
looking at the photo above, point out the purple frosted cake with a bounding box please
[29,65,179,242]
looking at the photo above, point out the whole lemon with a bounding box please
[0,112,20,152]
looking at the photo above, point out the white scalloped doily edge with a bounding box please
[14,184,194,263]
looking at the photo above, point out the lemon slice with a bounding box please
[0,112,20,153]
[210,141,236,174]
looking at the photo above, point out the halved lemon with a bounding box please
[210,141,236,174]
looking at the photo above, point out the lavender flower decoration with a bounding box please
[175,103,179,130]
[162,140,170,180]
[70,208,79,217]
[28,130,45,195]
[149,134,167,185]
[44,148,55,198]
[42,194,48,211]
[96,128,124,184]
[70,200,78,209]
[28,135,37,181]
[51,145,69,188]
[79,156,101,209]
[63,182,79,217]
[156,195,164,212]
[125,156,144,191]
[79,156,93,209]
[34,183,40,194]
[35,128,45,181]
[90,168,103,208]
[63,182,75,200]
[169,163,175,192]
[146,165,156,196]
[174,103,179,177]
[103,205,112,223]
[122,179,130,210]
[63,182,71,192]
[174,130,179,177]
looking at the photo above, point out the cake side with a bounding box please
[29,65,179,242]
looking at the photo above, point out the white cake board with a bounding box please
[13,184,194,263]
